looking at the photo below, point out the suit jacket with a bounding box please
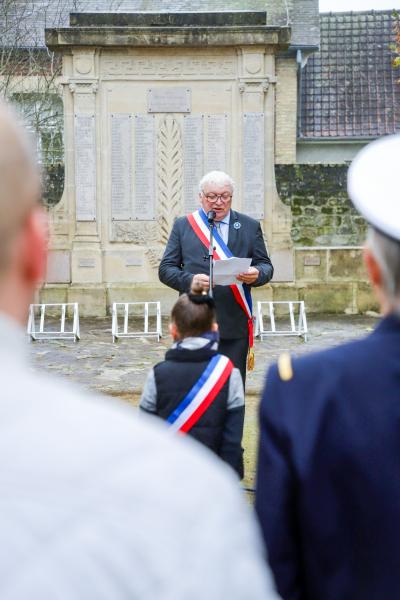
[255,313,400,600]
[159,209,273,339]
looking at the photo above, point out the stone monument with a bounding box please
[44,9,313,315]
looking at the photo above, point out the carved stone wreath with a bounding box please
[142,115,184,269]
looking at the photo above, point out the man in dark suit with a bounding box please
[159,170,273,384]
[255,134,400,600]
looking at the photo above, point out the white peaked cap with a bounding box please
[347,134,400,241]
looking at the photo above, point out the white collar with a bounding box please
[218,211,231,226]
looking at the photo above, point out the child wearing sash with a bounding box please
[140,282,245,478]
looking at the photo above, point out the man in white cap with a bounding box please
[255,134,400,600]
[0,99,281,599]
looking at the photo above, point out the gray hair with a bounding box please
[199,171,235,195]
[367,227,400,312]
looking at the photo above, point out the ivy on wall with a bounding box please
[42,163,64,207]
[275,164,368,246]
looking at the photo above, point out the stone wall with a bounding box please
[274,58,297,164]
[40,161,376,316]
[275,164,368,246]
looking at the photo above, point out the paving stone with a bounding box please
[27,314,379,398]
[26,313,380,490]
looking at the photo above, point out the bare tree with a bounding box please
[0,0,122,204]
[0,1,67,167]
[0,0,124,165]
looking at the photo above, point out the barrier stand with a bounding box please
[27,303,80,342]
[255,301,308,342]
[112,302,162,343]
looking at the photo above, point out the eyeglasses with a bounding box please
[203,193,232,203]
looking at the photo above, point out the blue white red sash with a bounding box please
[187,209,254,350]
[167,354,233,433]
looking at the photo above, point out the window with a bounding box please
[12,92,64,206]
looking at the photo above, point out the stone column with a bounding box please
[67,49,106,315]
[238,47,293,282]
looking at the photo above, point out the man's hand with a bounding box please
[236,266,259,285]
[192,273,210,291]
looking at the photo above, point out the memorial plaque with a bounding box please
[74,115,96,221]
[111,114,132,220]
[242,113,265,219]
[46,250,71,284]
[134,115,156,220]
[206,114,228,173]
[125,255,143,267]
[183,115,204,213]
[148,87,191,113]
[304,255,321,266]
[78,258,96,268]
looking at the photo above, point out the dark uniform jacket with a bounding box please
[256,313,400,600]
[153,345,244,478]
[158,210,273,339]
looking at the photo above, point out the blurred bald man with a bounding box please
[0,104,45,321]
[0,101,281,600]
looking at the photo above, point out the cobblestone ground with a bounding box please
[28,314,379,490]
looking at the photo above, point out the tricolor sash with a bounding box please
[167,354,233,433]
[187,209,255,369]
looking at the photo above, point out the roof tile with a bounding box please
[300,10,400,139]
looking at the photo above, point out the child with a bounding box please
[140,282,245,478]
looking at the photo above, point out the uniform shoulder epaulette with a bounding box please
[277,352,293,382]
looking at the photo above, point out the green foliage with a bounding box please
[275,164,367,247]
[391,11,400,78]
[42,163,65,207]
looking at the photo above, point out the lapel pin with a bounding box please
[233,221,241,230]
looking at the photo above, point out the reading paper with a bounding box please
[213,257,252,286]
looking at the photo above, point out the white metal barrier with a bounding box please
[27,303,80,342]
[112,302,162,343]
[255,301,308,341]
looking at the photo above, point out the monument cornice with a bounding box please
[45,26,291,51]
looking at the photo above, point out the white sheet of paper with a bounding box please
[213,257,252,286]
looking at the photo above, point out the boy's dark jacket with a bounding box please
[151,345,244,478]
